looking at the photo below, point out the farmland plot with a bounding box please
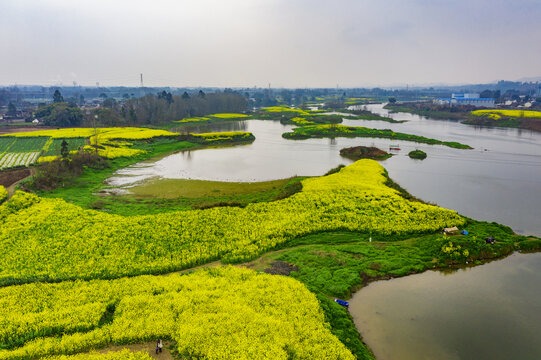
[0,137,48,170]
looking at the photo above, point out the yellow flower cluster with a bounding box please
[441,241,469,259]
[291,117,315,125]
[262,106,311,115]
[37,155,59,163]
[94,128,176,141]
[0,186,6,204]
[175,113,248,123]
[1,128,179,162]
[44,349,153,360]
[191,131,254,143]
[209,113,249,119]
[0,267,354,360]
[472,109,541,119]
[175,116,211,123]
[82,146,144,159]
[0,160,465,283]
[2,128,177,140]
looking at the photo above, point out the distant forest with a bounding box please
[85,91,248,127]
[31,91,249,127]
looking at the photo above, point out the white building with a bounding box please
[435,93,495,107]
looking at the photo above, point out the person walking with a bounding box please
[156,339,163,354]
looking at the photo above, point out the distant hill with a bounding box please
[517,76,541,83]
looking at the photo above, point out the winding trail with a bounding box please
[6,168,34,198]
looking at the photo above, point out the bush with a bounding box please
[408,149,427,159]
[26,152,110,191]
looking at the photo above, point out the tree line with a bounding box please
[34,90,248,127]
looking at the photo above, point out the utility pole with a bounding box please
[140,73,144,87]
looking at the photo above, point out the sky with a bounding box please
[1,0,541,88]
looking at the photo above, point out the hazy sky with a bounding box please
[1,0,541,87]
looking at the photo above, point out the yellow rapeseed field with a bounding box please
[0,267,354,360]
[0,160,464,284]
[472,109,541,119]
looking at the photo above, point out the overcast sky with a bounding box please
[1,0,541,88]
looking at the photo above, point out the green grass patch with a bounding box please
[273,220,537,299]
[94,177,307,216]
[42,138,87,157]
[282,124,472,149]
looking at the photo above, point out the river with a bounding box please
[108,103,541,236]
[349,252,541,360]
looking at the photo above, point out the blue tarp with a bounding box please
[334,299,349,307]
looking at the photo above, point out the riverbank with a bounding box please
[463,115,541,131]
[385,102,541,132]
[348,252,541,360]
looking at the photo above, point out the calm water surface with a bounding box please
[108,104,541,236]
[349,252,541,360]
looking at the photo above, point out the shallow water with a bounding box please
[107,104,541,236]
[349,252,541,360]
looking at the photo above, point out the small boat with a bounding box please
[389,144,400,150]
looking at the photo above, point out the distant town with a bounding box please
[1,79,540,125]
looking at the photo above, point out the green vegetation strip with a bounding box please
[282,124,472,149]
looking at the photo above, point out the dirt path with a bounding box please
[0,126,56,135]
[98,341,175,360]
[6,168,34,198]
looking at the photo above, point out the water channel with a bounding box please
[106,105,541,359]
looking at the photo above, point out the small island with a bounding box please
[282,124,472,149]
[340,146,391,160]
[408,149,427,159]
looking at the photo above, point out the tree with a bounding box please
[182,91,190,100]
[35,103,83,127]
[60,139,69,159]
[198,90,206,98]
[6,102,17,116]
[388,97,397,103]
[103,98,117,108]
[157,91,173,104]
[53,90,64,103]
